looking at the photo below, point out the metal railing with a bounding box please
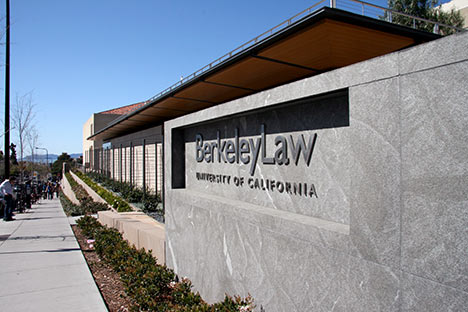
[145,0,464,105]
[146,0,328,103]
[335,0,463,34]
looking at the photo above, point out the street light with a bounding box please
[35,147,49,166]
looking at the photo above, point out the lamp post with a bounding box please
[35,147,49,167]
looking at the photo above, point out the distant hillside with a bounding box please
[22,153,82,163]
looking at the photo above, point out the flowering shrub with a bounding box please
[77,216,254,311]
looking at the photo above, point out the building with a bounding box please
[440,0,468,28]
[83,101,145,171]
[84,3,468,311]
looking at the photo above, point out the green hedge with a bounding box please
[77,216,254,311]
[73,171,132,212]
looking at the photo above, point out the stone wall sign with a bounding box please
[172,89,350,224]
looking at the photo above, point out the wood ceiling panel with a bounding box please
[155,97,213,112]
[174,81,253,103]
[258,20,333,70]
[135,107,185,118]
[109,124,128,129]
[327,21,414,67]
[205,57,315,90]
[121,120,148,127]
[127,115,159,122]
[259,19,414,70]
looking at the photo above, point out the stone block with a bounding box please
[399,31,468,75]
[120,221,157,249]
[401,272,468,312]
[97,211,118,227]
[400,61,468,292]
[139,226,165,264]
[347,78,401,268]
[114,218,139,235]
[166,191,401,311]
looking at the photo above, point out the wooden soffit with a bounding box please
[90,8,438,141]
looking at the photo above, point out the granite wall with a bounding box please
[164,31,468,311]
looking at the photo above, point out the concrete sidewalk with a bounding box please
[0,198,107,312]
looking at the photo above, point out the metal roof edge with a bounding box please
[88,7,440,141]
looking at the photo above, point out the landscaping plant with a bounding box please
[59,190,83,216]
[83,171,163,218]
[76,216,254,312]
[73,171,133,212]
[64,173,109,215]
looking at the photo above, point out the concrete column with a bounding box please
[112,147,114,179]
[161,138,165,208]
[120,144,122,182]
[130,142,133,185]
[155,142,158,194]
[143,139,146,197]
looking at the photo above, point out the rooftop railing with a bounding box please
[146,0,464,104]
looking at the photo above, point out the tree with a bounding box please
[12,92,37,178]
[387,0,464,34]
[27,128,39,161]
[10,143,17,165]
[9,143,19,177]
[26,128,40,175]
[12,92,36,160]
[51,152,72,176]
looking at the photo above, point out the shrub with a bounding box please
[77,216,254,311]
[85,171,163,218]
[62,174,109,216]
[76,215,102,237]
[73,171,132,212]
[59,191,82,216]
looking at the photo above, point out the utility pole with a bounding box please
[4,0,11,178]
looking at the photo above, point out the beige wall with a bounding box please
[85,124,164,195]
[440,0,468,28]
[82,115,95,166]
[82,113,121,167]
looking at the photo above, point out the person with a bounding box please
[25,180,32,210]
[55,182,61,198]
[48,182,54,199]
[42,182,47,199]
[1,176,16,221]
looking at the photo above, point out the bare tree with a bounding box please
[12,92,36,177]
[27,127,39,162]
[26,127,39,175]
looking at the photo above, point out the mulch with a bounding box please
[72,225,134,312]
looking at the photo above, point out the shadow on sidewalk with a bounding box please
[0,247,81,255]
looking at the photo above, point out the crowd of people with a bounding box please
[0,176,61,222]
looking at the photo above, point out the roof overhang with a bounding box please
[89,7,440,142]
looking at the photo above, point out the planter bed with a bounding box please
[72,224,134,312]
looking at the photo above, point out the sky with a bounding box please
[0,0,401,156]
